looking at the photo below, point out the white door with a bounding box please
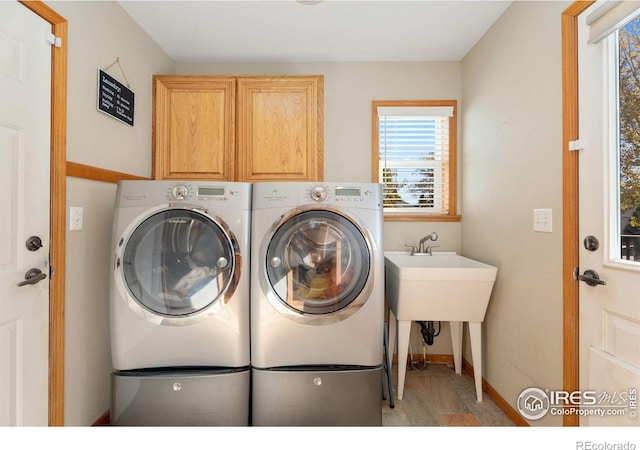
[0,1,51,426]
[578,4,640,426]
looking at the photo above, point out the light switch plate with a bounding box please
[70,206,83,231]
[533,208,552,233]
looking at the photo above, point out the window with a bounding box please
[617,17,640,262]
[372,100,459,222]
[587,0,640,264]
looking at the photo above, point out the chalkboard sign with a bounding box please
[97,69,134,126]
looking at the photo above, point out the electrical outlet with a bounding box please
[533,208,552,233]
[70,206,83,231]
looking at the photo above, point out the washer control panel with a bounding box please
[166,183,239,202]
[117,181,249,210]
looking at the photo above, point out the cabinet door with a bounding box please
[236,76,324,181]
[153,76,235,180]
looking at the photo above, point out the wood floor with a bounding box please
[381,362,515,426]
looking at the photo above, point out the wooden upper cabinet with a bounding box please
[152,75,236,180]
[236,76,324,182]
[152,74,323,182]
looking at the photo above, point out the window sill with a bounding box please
[383,213,462,223]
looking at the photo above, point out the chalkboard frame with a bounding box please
[97,69,135,127]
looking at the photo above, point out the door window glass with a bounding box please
[618,18,640,262]
[266,210,370,314]
[122,209,234,316]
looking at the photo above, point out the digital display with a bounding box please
[335,187,361,197]
[198,187,225,196]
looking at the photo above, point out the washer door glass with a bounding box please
[122,209,234,316]
[266,210,370,314]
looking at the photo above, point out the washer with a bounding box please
[109,180,250,426]
[251,181,384,426]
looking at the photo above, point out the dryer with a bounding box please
[109,180,250,426]
[250,181,384,426]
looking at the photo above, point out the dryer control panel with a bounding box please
[252,182,381,210]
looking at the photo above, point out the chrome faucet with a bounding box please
[418,232,439,255]
[404,232,439,255]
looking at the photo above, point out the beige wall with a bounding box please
[46,0,174,425]
[461,1,569,426]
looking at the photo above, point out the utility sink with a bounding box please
[384,251,497,322]
[384,251,498,402]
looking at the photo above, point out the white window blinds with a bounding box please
[587,0,640,43]
[377,106,453,214]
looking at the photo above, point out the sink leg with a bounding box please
[449,321,463,375]
[396,320,411,401]
[469,321,483,402]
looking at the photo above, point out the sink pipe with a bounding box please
[418,320,441,345]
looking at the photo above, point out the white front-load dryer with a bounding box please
[109,180,250,426]
[250,181,384,426]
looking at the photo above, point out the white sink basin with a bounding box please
[384,251,497,322]
[384,251,498,402]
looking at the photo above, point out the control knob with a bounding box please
[310,185,327,202]
[171,185,189,200]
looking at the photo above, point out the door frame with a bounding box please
[561,0,594,427]
[18,0,67,426]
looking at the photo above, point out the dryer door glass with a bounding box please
[266,210,371,314]
[122,209,235,316]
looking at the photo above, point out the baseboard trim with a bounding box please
[390,352,453,365]
[92,410,110,426]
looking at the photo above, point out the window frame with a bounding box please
[371,99,461,222]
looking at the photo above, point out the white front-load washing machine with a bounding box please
[250,181,384,426]
[109,180,250,426]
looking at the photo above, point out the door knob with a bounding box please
[583,235,599,251]
[17,268,47,287]
[25,236,43,252]
[574,268,606,287]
